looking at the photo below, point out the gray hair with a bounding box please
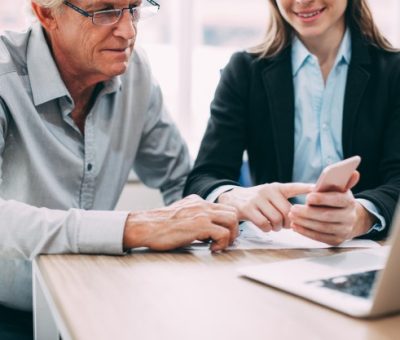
[31,0,64,9]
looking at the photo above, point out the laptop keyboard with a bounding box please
[307,270,380,299]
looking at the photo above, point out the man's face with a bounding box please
[50,0,140,82]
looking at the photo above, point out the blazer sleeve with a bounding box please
[355,59,400,239]
[184,52,252,198]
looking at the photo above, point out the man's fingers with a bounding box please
[280,182,314,198]
[196,225,231,252]
[208,210,239,242]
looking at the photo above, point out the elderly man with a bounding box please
[0,1,238,338]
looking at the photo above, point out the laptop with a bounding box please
[238,203,400,318]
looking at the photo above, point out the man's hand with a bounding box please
[289,172,376,245]
[217,183,314,231]
[123,195,239,252]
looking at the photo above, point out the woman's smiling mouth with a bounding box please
[295,7,326,22]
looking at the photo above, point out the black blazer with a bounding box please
[184,31,400,239]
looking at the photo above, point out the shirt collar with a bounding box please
[336,27,352,65]
[27,22,122,107]
[291,35,311,77]
[102,75,122,95]
[291,27,351,77]
[27,22,70,106]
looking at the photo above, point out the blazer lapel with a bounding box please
[342,32,371,157]
[261,49,295,182]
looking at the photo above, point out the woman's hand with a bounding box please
[217,182,314,231]
[289,171,376,245]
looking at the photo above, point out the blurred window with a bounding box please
[1,0,400,155]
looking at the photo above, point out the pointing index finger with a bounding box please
[280,182,314,198]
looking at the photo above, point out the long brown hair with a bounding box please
[251,0,397,58]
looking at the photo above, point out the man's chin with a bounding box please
[106,62,130,77]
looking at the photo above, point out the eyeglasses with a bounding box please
[63,0,160,26]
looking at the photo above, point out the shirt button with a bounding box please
[87,163,93,171]
[322,123,328,130]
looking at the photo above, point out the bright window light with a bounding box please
[1,0,399,156]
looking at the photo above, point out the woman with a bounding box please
[184,0,400,245]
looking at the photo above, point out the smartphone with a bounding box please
[314,156,361,192]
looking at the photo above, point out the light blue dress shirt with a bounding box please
[291,32,349,185]
[291,29,384,228]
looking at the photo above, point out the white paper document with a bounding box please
[186,222,380,251]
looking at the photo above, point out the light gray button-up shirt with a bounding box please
[0,23,190,311]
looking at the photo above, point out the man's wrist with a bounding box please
[123,211,150,249]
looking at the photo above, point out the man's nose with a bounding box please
[114,10,136,39]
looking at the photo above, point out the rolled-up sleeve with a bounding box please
[0,105,128,260]
[0,198,128,260]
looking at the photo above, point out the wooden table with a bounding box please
[33,247,400,340]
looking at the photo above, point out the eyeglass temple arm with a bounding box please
[146,0,160,9]
[63,1,91,17]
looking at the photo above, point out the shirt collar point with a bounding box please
[27,23,70,105]
[292,38,312,76]
[103,76,123,94]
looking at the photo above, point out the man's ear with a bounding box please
[31,3,58,31]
